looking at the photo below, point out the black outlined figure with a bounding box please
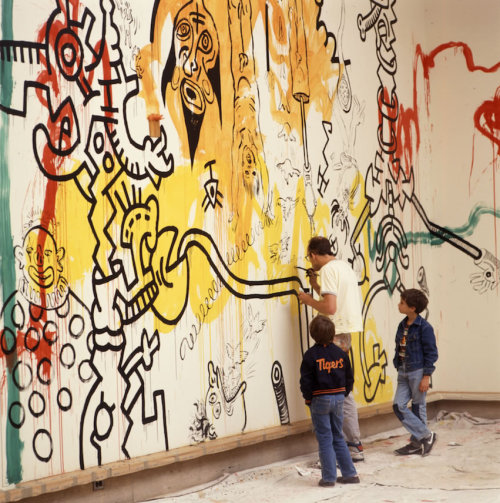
[119,329,168,456]
[204,360,248,434]
[14,225,67,309]
[1,224,93,467]
[0,0,175,471]
[202,160,223,211]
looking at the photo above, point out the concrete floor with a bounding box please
[139,411,500,503]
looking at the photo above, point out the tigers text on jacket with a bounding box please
[300,343,354,404]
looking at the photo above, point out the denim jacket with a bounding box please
[393,315,438,375]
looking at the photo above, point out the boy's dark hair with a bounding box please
[310,315,335,345]
[308,236,334,256]
[401,288,428,314]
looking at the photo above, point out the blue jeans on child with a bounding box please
[310,394,358,483]
[393,367,430,441]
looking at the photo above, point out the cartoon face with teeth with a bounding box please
[15,225,67,307]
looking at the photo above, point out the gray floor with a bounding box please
[140,411,500,503]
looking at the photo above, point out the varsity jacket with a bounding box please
[300,343,354,404]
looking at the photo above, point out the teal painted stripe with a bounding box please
[1,0,23,484]
[367,204,500,253]
[406,204,500,246]
[365,204,499,295]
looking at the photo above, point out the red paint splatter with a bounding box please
[474,86,500,151]
[396,42,500,176]
[0,315,54,381]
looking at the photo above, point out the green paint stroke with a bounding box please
[406,204,500,246]
[1,0,23,484]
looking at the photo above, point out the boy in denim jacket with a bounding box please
[300,315,359,486]
[393,289,438,456]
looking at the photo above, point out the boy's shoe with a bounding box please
[394,441,422,455]
[421,432,437,456]
[337,476,360,484]
[348,441,365,462]
[318,479,335,487]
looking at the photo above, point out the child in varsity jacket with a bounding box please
[300,315,359,487]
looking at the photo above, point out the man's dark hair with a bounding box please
[401,288,428,314]
[310,315,335,345]
[308,236,334,256]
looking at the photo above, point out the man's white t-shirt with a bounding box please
[319,258,363,333]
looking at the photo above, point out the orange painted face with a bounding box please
[20,226,64,295]
[242,145,258,190]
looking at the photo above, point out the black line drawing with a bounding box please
[204,360,248,434]
[202,159,223,211]
[1,223,95,465]
[228,0,271,226]
[271,361,290,425]
[189,400,217,443]
[269,236,291,263]
[1,0,174,470]
[333,0,352,113]
[290,0,316,229]
[347,0,500,401]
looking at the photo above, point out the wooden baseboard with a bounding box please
[2,393,499,503]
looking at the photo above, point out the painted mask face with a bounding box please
[172,0,218,115]
[242,145,259,192]
[19,226,64,297]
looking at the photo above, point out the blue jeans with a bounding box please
[393,368,430,441]
[310,394,358,483]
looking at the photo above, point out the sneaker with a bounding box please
[318,479,335,487]
[348,441,365,462]
[421,432,437,456]
[394,441,422,456]
[337,475,360,484]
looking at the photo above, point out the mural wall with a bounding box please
[1,0,498,486]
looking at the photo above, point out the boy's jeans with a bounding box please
[310,394,358,483]
[393,368,430,441]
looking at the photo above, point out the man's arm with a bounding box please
[297,291,337,316]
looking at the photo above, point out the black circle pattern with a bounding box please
[29,391,46,418]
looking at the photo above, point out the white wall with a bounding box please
[0,0,498,487]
